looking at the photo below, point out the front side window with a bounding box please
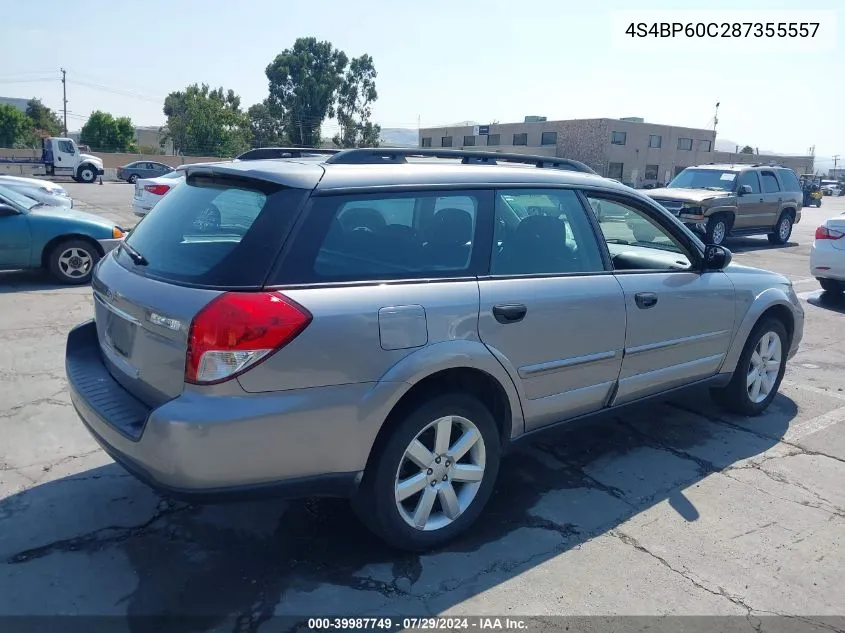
[760,171,781,193]
[490,189,605,275]
[281,191,486,283]
[58,140,75,154]
[587,194,694,271]
[611,131,626,145]
[738,170,761,194]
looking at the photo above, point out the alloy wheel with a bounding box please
[746,331,782,404]
[58,247,93,279]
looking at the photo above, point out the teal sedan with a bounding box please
[0,184,126,285]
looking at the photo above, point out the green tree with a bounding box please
[333,54,380,148]
[265,37,349,146]
[25,99,63,137]
[246,100,287,147]
[0,104,35,148]
[740,145,755,154]
[80,111,138,152]
[161,84,249,157]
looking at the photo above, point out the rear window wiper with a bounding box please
[121,241,148,266]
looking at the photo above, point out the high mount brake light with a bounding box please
[185,292,312,385]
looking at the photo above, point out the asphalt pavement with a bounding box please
[1,182,844,631]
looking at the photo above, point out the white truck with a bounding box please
[0,137,105,183]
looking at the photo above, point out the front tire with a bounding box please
[128,174,138,184]
[767,212,793,245]
[353,393,501,552]
[77,164,97,184]
[711,318,788,416]
[704,215,729,246]
[47,239,100,285]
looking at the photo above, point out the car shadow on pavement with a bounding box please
[0,269,78,293]
[804,289,845,315]
[0,388,795,629]
[726,237,798,253]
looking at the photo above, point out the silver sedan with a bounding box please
[0,175,73,208]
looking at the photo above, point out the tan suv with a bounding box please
[641,164,803,246]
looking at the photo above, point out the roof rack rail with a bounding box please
[324,147,597,174]
[235,146,340,160]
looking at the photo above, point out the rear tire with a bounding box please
[353,393,501,552]
[128,174,138,184]
[47,239,100,285]
[710,318,788,416]
[704,214,729,246]
[767,212,793,245]
[819,278,845,293]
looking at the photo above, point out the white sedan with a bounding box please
[810,212,845,293]
[0,175,73,208]
[133,169,185,217]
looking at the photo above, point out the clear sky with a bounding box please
[1,0,842,167]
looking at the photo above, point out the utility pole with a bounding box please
[833,154,840,178]
[713,102,720,134]
[60,68,68,137]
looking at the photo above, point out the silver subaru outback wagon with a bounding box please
[66,148,804,551]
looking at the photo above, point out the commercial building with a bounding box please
[419,117,813,184]
[0,96,29,113]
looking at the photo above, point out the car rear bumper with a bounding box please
[65,320,365,501]
[810,242,845,281]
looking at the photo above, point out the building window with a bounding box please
[513,133,528,146]
[421,137,432,147]
[541,131,557,145]
[677,138,693,151]
[644,164,659,180]
[648,135,662,149]
[487,134,500,146]
[441,136,453,148]
[611,131,627,145]
[463,135,476,146]
[698,139,712,152]
[608,162,624,179]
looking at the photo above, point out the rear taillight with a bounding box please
[815,225,845,240]
[185,292,312,385]
[144,184,171,196]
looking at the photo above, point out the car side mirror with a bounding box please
[0,203,18,217]
[703,244,732,270]
[738,185,753,196]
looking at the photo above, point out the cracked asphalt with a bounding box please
[1,183,844,631]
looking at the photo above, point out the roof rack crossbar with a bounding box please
[324,148,597,174]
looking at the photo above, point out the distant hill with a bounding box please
[380,128,418,147]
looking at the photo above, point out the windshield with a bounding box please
[0,184,39,210]
[668,169,738,192]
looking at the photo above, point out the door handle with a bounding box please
[492,304,527,324]
[758,197,764,202]
[634,292,658,309]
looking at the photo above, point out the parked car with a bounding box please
[0,175,73,208]
[66,148,804,551]
[810,211,845,293]
[821,182,842,197]
[643,164,803,246]
[133,169,186,217]
[117,161,173,184]
[0,184,125,284]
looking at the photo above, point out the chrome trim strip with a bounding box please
[626,330,730,356]
[519,349,618,378]
[93,292,142,326]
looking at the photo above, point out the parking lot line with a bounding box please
[782,380,845,402]
[782,402,845,442]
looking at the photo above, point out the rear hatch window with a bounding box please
[117,175,309,288]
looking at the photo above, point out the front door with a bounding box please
[52,139,77,176]
[477,188,626,430]
[759,169,785,228]
[585,193,736,406]
[0,209,32,269]
[733,170,767,229]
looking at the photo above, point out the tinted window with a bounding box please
[119,178,307,288]
[761,171,780,193]
[738,171,761,194]
[776,169,801,192]
[280,191,487,283]
[588,195,694,271]
[491,189,605,275]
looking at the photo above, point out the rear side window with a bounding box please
[760,171,781,193]
[119,177,308,288]
[279,190,492,283]
[776,169,801,192]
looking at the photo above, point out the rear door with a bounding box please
[93,174,311,407]
[477,188,625,430]
[587,192,736,405]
